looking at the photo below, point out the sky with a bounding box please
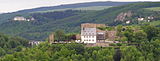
[0,0,159,13]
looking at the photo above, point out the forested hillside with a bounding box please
[0,25,160,61]
[0,33,29,57]
[0,1,133,24]
[0,2,160,61]
[0,2,160,40]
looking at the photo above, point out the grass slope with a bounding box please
[145,7,160,11]
[33,6,112,13]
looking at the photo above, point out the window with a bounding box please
[83,28,85,30]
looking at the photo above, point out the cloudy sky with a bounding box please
[0,0,159,13]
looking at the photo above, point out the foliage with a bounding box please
[0,33,29,57]
[54,29,65,41]
[0,43,115,61]
[120,46,145,61]
[97,27,115,31]
[141,25,160,41]
[0,24,160,61]
[116,25,160,43]
[0,2,160,61]
[116,25,160,61]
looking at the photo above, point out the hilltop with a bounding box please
[15,1,135,13]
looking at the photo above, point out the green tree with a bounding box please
[120,46,145,61]
[0,48,5,56]
[133,30,147,43]
[142,25,160,41]
[54,29,65,41]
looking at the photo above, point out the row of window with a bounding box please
[83,30,95,32]
[84,39,95,41]
[84,36,95,38]
[82,33,96,35]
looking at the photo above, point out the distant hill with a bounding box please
[145,7,160,11]
[0,1,135,24]
[33,6,112,13]
[0,2,160,40]
[16,1,135,13]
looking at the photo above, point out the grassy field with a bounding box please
[149,20,160,26]
[144,7,160,11]
[73,6,112,10]
[142,20,160,26]
[32,6,112,13]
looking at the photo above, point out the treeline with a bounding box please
[98,25,160,61]
[0,33,29,57]
[31,10,80,21]
[116,25,160,61]
[0,41,160,61]
[0,25,160,61]
[53,29,79,41]
[0,43,115,61]
[116,25,160,43]
[0,43,159,61]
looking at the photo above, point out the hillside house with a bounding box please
[138,18,144,21]
[29,41,43,46]
[13,16,35,21]
[126,21,131,24]
[13,16,26,21]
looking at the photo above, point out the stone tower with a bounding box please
[48,33,54,43]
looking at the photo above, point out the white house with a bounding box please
[13,16,35,21]
[13,16,26,21]
[81,23,106,44]
[138,18,144,21]
[81,28,97,43]
[126,21,131,24]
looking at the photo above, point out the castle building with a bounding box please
[97,29,106,40]
[81,23,106,43]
